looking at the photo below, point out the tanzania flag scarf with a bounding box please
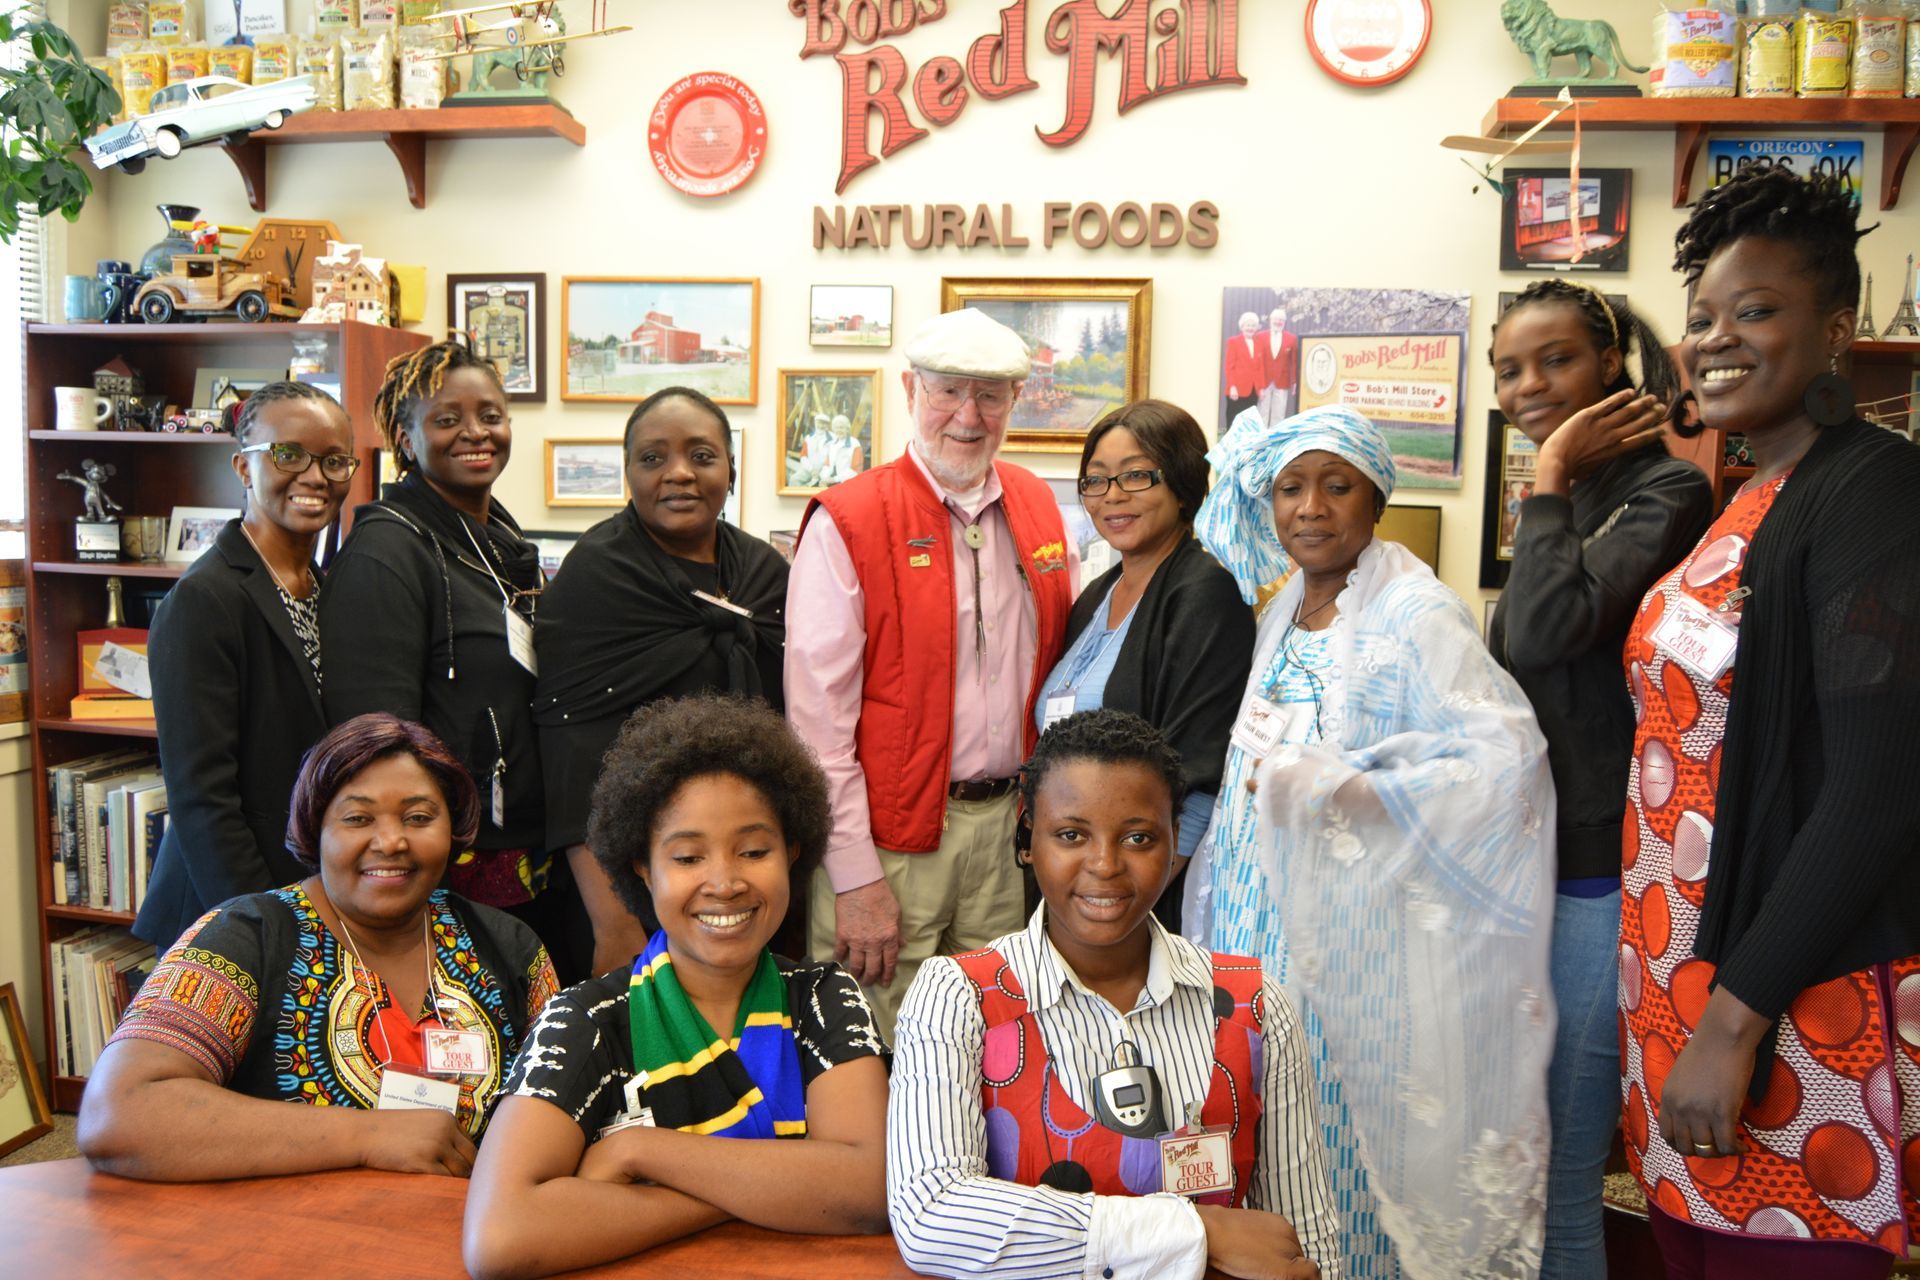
[627,931,806,1139]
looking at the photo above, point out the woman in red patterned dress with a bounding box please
[1621,167,1920,1279]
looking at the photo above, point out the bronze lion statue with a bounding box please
[1500,0,1648,80]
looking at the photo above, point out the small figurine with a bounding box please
[1886,255,1920,339]
[1501,0,1648,85]
[57,459,123,525]
[301,241,395,326]
[1858,274,1879,341]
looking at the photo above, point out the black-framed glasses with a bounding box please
[239,442,361,483]
[1078,468,1164,498]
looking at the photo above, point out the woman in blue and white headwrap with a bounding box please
[1191,405,1557,1280]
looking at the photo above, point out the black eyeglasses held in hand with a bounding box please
[238,442,362,483]
[1077,468,1164,498]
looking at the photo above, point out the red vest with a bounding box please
[952,945,1264,1206]
[800,456,1071,853]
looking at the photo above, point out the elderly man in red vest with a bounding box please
[786,309,1075,1035]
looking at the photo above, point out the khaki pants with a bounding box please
[809,792,1025,1040]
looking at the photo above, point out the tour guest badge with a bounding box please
[1159,1123,1234,1200]
[1649,595,1738,684]
[376,1067,461,1116]
[598,1073,658,1140]
[424,1028,490,1078]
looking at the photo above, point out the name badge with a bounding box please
[1650,595,1739,684]
[1230,695,1297,759]
[1043,693,1076,730]
[376,1067,461,1116]
[491,766,506,831]
[504,603,537,676]
[596,1072,657,1140]
[692,589,754,619]
[423,1028,490,1078]
[1158,1128,1234,1199]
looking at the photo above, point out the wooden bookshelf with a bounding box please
[22,320,427,1109]
[217,103,587,210]
[1481,97,1920,209]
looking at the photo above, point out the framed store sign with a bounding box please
[448,273,546,403]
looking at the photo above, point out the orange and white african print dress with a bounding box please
[1621,474,1920,1252]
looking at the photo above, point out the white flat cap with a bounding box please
[905,308,1031,380]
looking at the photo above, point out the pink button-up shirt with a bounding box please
[785,445,1076,893]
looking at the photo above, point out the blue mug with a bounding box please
[64,274,106,323]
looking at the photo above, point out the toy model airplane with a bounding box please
[421,0,631,78]
[1441,85,1577,195]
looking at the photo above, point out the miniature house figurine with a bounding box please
[92,357,143,398]
[301,240,395,326]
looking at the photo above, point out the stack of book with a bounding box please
[48,927,155,1077]
[46,750,169,915]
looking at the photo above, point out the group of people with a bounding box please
[71,166,1920,1280]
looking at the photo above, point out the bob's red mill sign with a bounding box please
[794,0,1241,248]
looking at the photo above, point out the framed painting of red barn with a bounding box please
[561,277,761,404]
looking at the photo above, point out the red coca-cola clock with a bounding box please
[1305,0,1432,87]
[647,72,767,198]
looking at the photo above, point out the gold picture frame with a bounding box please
[560,276,761,405]
[544,437,627,509]
[776,368,882,498]
[938,277,1151,454]
[0,982,53,1159]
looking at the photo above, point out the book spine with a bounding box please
[48,771,66,907]
[55,767,80,907]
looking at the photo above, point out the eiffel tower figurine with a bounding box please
[1857,273,1879,340]
[1885,255,1920,338]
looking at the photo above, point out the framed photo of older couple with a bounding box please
[777,369,881,498]
[939,277,1152,454]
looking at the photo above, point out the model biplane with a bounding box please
[422,0,631,81]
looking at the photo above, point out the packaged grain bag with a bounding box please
[397,27,447,108]
[208,44,253,83]
[165,45,209,84]
[1852,9,1905,95]
[361,0,399,26]
[106,3,148,53]
[296,35,343,111]
[1797,10,1854,94]
[253,34,294,84]
[1651,5,1738,97]
[401,0,442,23]
[1908,11,1920,93]
[146,1,198,46]
[341,28,395,110]
[1740,16,1797,94]
[313,0,357,37]
[119,47,168,116]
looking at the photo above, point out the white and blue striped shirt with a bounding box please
[887,909,1342,1279]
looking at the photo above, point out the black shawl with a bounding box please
[1701,421,1920,1023]
[532,506,788,726]
[1062,535,1255,795]
[373,471,544,666]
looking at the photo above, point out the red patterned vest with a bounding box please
[951,945,1264,1206]
[801,456,1072,853]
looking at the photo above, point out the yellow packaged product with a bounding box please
[208,44,253,84]
[400,0,441,23]
[1650,6,1738,97]
[165,45,210,84]
[1852,15,1904,97]
[314,0,357,36]
[146,1,198,47]
[1796,12,1852,96]
[106,3,148,53]
[1908,18,1920,94]
[253,34,294,84]
[361,0,398,26]
[341,29,395,111]
[119,48,168,117]
[397,28,447,109]
[296,36,343,112]
[1739,17,1795,96]
[85,57,126,122]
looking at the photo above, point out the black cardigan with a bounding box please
[1061,536,1255,795]
[1490,446,1713,880]
[1701,421,1920,1021]
[133,520,327,952]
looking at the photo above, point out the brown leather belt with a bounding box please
[947,776,1018,802]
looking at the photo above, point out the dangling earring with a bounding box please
[1802,352,1855,428]
[1667,389,1704,439]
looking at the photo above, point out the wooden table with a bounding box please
[0,1159,922,1279]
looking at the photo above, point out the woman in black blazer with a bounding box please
[133,383,359,952]
[1033,399,1256,929]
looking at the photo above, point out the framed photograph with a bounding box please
[1500,168,1631,273]
[776,369,881,497]
[561,277,760,404]
[1484,597,1500,642]
[1045,476,1115,583]
[1378,504,1441,572]
[165,506,241,563]
[1479,410,1539,589]
[0,982,52,1159]
[810,285,893,348]
[940,277,1151,453]
[767,529,799,563]
[544,438,627,508]
[521,529,583,579]
[448,273,546,402]
[192,366,286,412]
[1220,286,1470,488]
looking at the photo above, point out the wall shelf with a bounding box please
[218,103,587,210]
[32,562,187,579]
[1481,97,1920,209]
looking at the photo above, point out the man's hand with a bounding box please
[834,878,901,987]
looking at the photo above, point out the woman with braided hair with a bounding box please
[1487,281,1713,1279]
[1621,165,1920,1279]
[320,342,588,982]
[134,381,359,953]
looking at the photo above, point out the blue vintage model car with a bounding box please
[86,75,318,175]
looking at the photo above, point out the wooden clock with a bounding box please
[233,218,344,308]
[1305,0,1432,87]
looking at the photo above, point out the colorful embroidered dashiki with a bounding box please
[112,885,559,1136]
[1621,476,1920,1253]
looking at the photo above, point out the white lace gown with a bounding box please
[1190,540,1557,1280]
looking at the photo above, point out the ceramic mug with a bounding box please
[64,275,106,323]
[53,386,112,431]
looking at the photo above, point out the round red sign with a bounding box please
[647,72,767,198]
[1305,0,1432,87]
